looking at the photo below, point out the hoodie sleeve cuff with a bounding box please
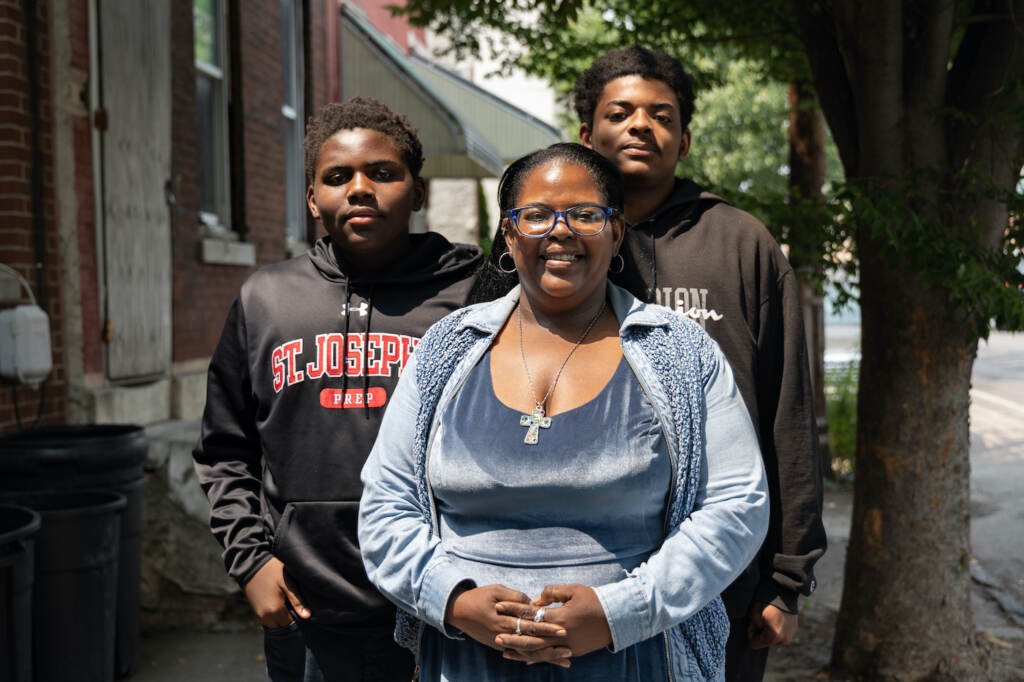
[233,548,274,589]
[420,558,475,637]
[754,582,800,614]
[593,577,650,652]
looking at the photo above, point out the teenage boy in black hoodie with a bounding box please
[193,97,482,682]
[575,46,827,681]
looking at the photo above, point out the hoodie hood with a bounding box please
[195,228,482,627]
[631,178,723,230]
[613,178,727,302]
[308,232,483,286]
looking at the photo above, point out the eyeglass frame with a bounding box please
[503,203,619,239]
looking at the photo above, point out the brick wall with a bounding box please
[169,0,236,364]
[1,0,331,430]
[172,0,330,364]
[350,0,425,51]
[0,0,64,431]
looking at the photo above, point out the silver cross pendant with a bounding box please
[519,405,551,445]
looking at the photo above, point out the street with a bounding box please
[970,330,1024,633]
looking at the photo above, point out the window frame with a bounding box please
[194,0,233,236]
[281,0,307,249]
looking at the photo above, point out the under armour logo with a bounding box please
[340,302,369,317]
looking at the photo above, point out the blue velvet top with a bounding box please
[422,351,679,680]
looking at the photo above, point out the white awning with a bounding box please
[407,54,563,163]
[340,6,504,178]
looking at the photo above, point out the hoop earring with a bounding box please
[498,250,517,274]
[609,253,625,274]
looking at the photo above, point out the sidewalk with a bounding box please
[763,485,1024,681]
[131,485,1024,681]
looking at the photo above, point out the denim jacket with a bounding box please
[359,283,768,680]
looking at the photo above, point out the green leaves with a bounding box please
[830,171,1024,339]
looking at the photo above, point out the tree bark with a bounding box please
[833,245,983,679]
[791,0,1024,677]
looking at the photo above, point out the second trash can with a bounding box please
[0,425,148,678]
[3,490,126,682]
[0,503,41,682]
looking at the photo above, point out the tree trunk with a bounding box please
[791,0,1015,675]
[831,235,984,678]
[786,79,830,474]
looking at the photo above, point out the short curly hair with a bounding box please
[303,97,425,184]
[573,46,696,131]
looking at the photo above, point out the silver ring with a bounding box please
[533,607,546,623]
[515,617,522,635]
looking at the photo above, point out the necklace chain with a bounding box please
[517,299,607,415]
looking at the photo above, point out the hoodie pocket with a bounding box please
[272,500,393,626]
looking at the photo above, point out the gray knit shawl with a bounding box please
[393,305,728,680]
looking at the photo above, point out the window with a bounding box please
[281,0,306,247]
[194,0,231,234]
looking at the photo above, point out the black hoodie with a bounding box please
[193,233,482,628]
[611,178,827,618]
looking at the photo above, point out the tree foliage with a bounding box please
[398,0,1024,337]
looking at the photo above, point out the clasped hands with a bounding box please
[444,583,613,669]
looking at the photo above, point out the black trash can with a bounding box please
[0,425,147,678]
[0,503,41,682]
[4,491,125,682]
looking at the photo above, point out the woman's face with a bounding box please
[504,160,624,314]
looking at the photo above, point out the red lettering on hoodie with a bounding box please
[319,387,387,408]
[378,335,402,375]
[272,346,286,392]
[345,335,363,376]
[272,333,420,392]
[306,333,345,379]
[283,340,303,386]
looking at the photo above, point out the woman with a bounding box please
[358,143,768,681]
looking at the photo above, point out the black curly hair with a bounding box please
[498,143,624,215]
[573,46,696,131]
[303,97,425,184]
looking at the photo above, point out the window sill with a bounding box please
[286,238,311,258]
[200,238,255,266]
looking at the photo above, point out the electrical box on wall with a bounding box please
[0,304,52,387]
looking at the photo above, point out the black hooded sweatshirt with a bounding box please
[611,178,827,618]
[193,233,482,629]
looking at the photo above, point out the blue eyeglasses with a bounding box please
[505,204,617,238]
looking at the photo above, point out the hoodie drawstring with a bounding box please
[342,280,375,418]
[649,229,658,304]
[363,285,375,419]
[342,281,352,403]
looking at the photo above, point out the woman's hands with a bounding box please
[446,584,573,667]
[495,584,613,663]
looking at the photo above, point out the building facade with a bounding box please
[1,0,331,432]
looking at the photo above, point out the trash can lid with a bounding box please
[1,490,127,518]
[0,502,42,543]
[0,425,148,475]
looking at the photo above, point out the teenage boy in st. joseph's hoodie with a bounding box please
[193,97,482,681]
[574,47,828,682]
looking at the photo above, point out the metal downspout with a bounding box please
[24,0,47,312]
